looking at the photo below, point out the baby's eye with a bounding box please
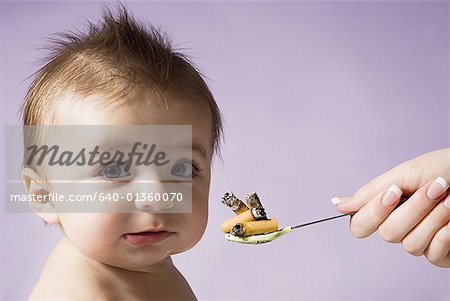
[170,161,197,178]
[98,162,131,180]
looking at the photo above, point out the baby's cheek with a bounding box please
[59,213,123,258]
[183,197,208,249]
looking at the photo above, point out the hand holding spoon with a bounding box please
[225,198,408,244]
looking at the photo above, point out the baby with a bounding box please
[20,5,222,300]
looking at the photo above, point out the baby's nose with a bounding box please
[132,181,175,212]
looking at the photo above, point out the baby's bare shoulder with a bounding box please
[30,239,196,300]
[29,244,121,300]
[29,270,120,301]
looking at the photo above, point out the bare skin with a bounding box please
[29,237,196,300]
[332,148,450,268]
[26,89,213,299]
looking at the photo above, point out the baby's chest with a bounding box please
[109,275,197,301]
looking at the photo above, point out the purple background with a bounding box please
[1,1,449,300]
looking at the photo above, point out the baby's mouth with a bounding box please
[123,229,175,246]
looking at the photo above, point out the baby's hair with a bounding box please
[19,3,223,162]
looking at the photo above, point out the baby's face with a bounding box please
[38,91,212,271]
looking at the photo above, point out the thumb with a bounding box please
[332,160,415,214]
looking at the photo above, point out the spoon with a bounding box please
[225,198,408,244]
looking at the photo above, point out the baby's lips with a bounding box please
[126,226,176,235]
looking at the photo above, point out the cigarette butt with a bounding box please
[251,206,267,220]
[245,192,264,209]
[221,192,249,215]
[221,210,255,233]
[231,219,278,237]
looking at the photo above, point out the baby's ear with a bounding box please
[21,167,59,224]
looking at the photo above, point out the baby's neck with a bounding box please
[31,237,196,300]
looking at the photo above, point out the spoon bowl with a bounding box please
[225,226,293,244]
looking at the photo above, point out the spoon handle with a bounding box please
[291,198,408,230]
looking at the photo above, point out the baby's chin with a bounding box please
[68,226,206,271]
[81,246,175,273]
[81,235,197,271]
[112,238,202,271]
[117,251,175,272]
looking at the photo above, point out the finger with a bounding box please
[378,178,449,243]
[331,195,352,206]
[349,184,402,238]
[401,198,450,256]
[332,160,412,214]
[424,217,450,268]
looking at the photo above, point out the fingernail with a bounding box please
[382,184,403,207]
[444,195,450,209]
[330,196,352,205]
[331,197,342,205]
[426,177,449,200]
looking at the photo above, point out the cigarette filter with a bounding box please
[221,206,269,233]
[221,210,255,233]
[221,191,249,215]
[230,219,278,237]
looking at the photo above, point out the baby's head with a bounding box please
[20,6,222,271]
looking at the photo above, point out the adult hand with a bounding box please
[331,148,450,268]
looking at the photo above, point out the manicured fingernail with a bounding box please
[426,177,449,200]
[330,196,352,205]
[382,184,403,207]
[331,197,342,205]
[444,195,450,209]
